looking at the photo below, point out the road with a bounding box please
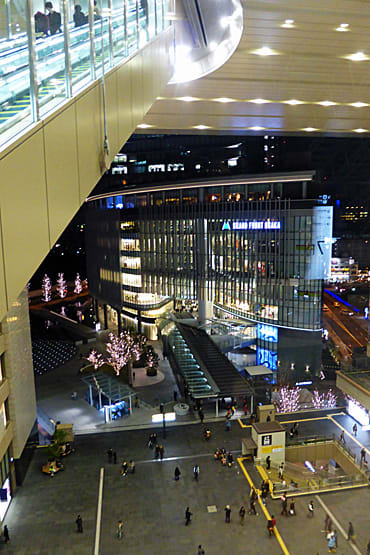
[323,292,368,350]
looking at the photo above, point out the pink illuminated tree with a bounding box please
[74,273,83,294]
[106,331,146,382]
[56,272,67,298]
[87,350,104,371]
[312,388,337,409]
[275,386,301,413]
[42,274,52,302]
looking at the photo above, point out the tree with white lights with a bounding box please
[312,388,337,409]
[56,272,67,298]
[87,349,104,371]
[275,386,301,413]
[42,274,52,302]
[74,273,83,294]
[106,331,146,382]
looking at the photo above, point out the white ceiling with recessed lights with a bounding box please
[139,0,370,135]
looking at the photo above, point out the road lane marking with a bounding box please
[94,467,104,555]
[315,495,362,555]
[238,457,290,555]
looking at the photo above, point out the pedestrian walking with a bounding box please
[174,466,181,481]
[308,500,314,517]
[340,430,345,444]
[281,494,288,517]
[361,448,366,464]
[173,390,178,402]
[120,460,128,476]
[129,460,135,473]
[113,451,117,464]
[333,529,338,549]
[193,464,200,481]
[224,505,231,523]
[266,455,271,470]
[117,520,123,539]
[347,521,355,542]
[3,525,9,543]
[267,517,274,536]
[328,531,336,552]
[249,496,257,515]
[185,507,192,525]
[199,409,204,424]
[225,419,231,432]
[198,545,205,555]
[278,463,284,479]
[134,396,139,408]
[159,445,164,460]
[107,448,113,463]
[155,444,160,459]
[239,505,246,525]
[352,423,357,437]
[324,514,332,534]
[75,515,83,533]
[289,498,296,516]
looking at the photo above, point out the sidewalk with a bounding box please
[35,335,231,435]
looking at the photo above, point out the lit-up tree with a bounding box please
[87,350,104,371]
[42,274,52,302]
[56,272,67,298]
[74,273,83,294]
[312,388,337,409]
[275,386,301,413]
[106,331,146,383]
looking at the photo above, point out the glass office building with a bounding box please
[86,173,333,378]
[0,0,170,146]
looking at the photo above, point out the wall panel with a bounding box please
[0,132,49,305]
[44,104,80,246]
[116,61,133,147]
[76,85,104,202]
[0,209,7,316]
[105,72,120,164]
[130,53,144,125]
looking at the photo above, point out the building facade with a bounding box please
[86,173,333,378]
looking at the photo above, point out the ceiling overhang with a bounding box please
[138,0,370,136]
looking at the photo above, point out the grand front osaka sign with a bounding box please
[222,220,281,231]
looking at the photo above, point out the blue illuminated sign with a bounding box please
[222,220,281,231]
[257,347,277,370]
[257,324,278,343]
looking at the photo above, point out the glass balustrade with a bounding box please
[0,0,170,146]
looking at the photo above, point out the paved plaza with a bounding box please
[1,414,370,554]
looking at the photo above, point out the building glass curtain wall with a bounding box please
[86,175,333,377]
[0,0,169,146]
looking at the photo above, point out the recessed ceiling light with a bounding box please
[252,46,277,56]
[318,101,337,106]
[178,96,199,102]
[302,127,318,132]
[137,123,152,128]
[249,126,265,131]
[336,23,349,32]
[250,98,270,104]
[353,128,367,133]
[350,102,368,108]
[284,99,303,105]
[281,19,295,28]
[344,51,369,61]
[214,97,234,103]
[193,125,210,130]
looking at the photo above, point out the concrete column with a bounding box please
[302,181,307,199]
[116,309,122,334]
[137,310,142,334]
[103,304,108,329]
[198,300,213,324]
[215,398,219,417]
